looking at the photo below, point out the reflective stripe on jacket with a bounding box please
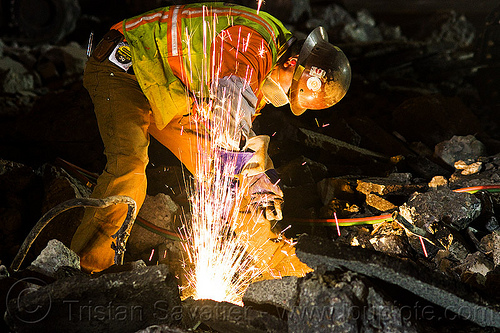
[119,2,292,129]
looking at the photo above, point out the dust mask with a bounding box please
[261,76,289,107]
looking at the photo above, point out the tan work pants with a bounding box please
[71,57,311,278]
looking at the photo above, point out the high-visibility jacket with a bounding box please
[113,2,293,130]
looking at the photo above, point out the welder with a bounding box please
[71,2,351,278]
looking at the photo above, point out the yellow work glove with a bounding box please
[240,135,274,177]
[246,171,284,221]
[239,135,283,221]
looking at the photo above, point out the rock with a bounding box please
[398,188,482,232]
[317,177,359,207]
[346,226,375,250]
[289,273,361,332]
[344,9,383,42]
[307,3,355,33]
[365,193,397,212]
[320,198,360,219]
[479,233,495,254]
[36,42,86,84]
[0,160,44,265]
[364,285,417,332]
[14,83,103,172]
[29,164,91,259]
[277,156,327,187]
[426,11,476,50]
[144,165,186,200]
[0,264,9,277]
[126,193,185,285]
[448,168,500,189]
[455,160,483,175]
[296,235,500,329]
[428,175,448,188]
[128,193,180,257]
[288,271,417,333]
[387,172,413,183]
[493,231,500,268]
[427,222,470,261]
[5,264,181,333]
[455,252,494,277]
[60,42,87,76]
[299,127,389,163]
[243,276,299,311]
[369,221,411,257]
[183,298,287,333]
[403,153,452,180]
[0,57,34,93]
[356,176,426,196]
[28,239,80,278]
[435,135,486,167]
[135,326,188,333]
[290,0,311,23]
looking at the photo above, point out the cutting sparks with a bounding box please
[177,8,265,305]
[179,105,262,305]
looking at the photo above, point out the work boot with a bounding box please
[258,239,313,280]
[233,197,313,279]
[71,214,120,273]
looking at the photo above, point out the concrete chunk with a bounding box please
[243,276,299,311]
[356,177,426,196]
[296,235,500,328]
[183,298,287,333]
[29,239,80,277]
[0,57,34,93]
[399,188,481,231]
[5,264,181,333]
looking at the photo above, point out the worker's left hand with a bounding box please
[211,75,257,150]
[247,171,283,221]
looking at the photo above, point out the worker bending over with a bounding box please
[71,2,351,278]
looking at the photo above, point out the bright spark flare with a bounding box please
[179,107,262,304]
[178,7,265,305]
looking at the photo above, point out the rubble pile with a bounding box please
[2,1,500,332]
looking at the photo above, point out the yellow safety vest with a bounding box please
[121,2,292,129]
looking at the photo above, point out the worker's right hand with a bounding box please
[246,171,284,222]
[211,75,257,150]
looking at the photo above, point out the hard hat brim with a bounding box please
[289,26,329,116]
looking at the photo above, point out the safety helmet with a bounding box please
[289,27,351,116]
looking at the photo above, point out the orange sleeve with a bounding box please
[211,25,273,98]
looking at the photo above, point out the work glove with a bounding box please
[246,170,284,222]
[211,75,258,150]
[240,135,274,177]
[239,135,282,221]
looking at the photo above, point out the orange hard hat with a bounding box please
[289,27,351,116]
